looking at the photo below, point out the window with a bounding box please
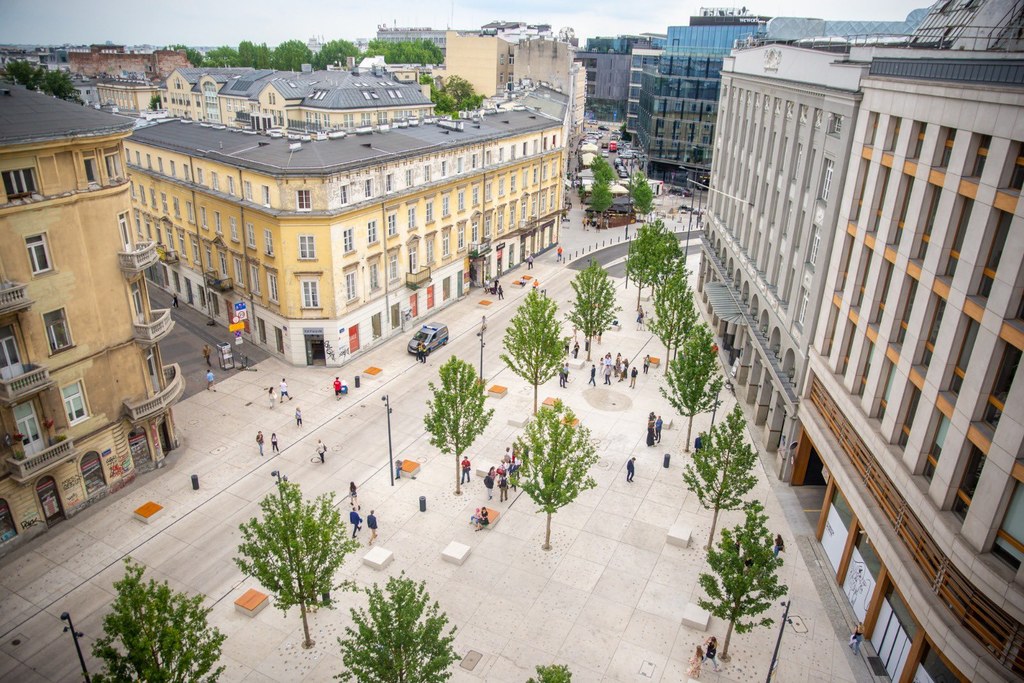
[211,172,219,191]
[979,210,1011,297]
[937,127,955,167]
[227,176,235,196]
[340,185,348,204]
[301,280,320,308]
[186,201,195,223]
[149,188,157,208]
[425,202,434,223]
[43,309,72,352]
[994,482,1024,570]
[298,235,316,259]
[62,382,88,424]
[472,187,479,206]
[296,189,312,211]
[367,220,378,244]
[971,134,990,178]
[407,207,416,229]
[510,174,517,192]
[80,451,105,496]
[858,340,875,396]
[985,344,1021,427]
[409,246,418,273]
[228,216,239,242]
[173,197,180,218]
[405,169,413,186]
[267,272,278,302]
[441,160,449,177]
[423,165,431,183]
[345,272,357,300]
[426,238,434,264]
[797,288,809,326]
[944,199,973,278]
[343,228,354,253]
[387,214,397,236]
[897,386,921,448]
[952,446,986,521]
[877,361,895,420]
[819,159,835,201]
[442,196,450,217]
[442,230,450,257]
[498,178,505,197]
[25,234,52,274]
[917,186,940,259]
[244,181,252,200]
[104,152,122,179]
[249,264,260,294]
[147,154,153,170]
[1006,142,1024,191]
[262,185,271,206]
[233,257,243,283]
[195,167,203,184]
[386,174,394,193]
[458,191,465,212]
[388,253,399,281]
[895,279,918,345]
[364,179,374,198]
[458,225,465,250]
[808,226,821,267]
[369,263,380,290]
[200,207,208,228]
[83,157,98,183]
[909,121,926,159]
[214,212,223,235]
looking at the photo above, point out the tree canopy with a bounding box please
[628,172,654,217]
[168,44,204,67]
[625,219,681,309]
[364,39,444,65]
[528,664,573,683]
[238,41,273,69]
[313,39,360,70]
[203,46,242,67]
[648,262,698,365]
[661,323,723,451]
[4,62,80,102]
[566,260,620,361]
[272,39,314,71]
[500,289,564,414]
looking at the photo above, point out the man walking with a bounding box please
[279,378,291,402]
[497,284,504,300]
[498,472,509,502]
[643,355,651,374]
[630,366,639,388]
[461,457,472,484]
[367,510,378,545]
[589,364,597,386]
[295,407,303,427]
[483,471,495,500]
[626,457,636,482]
[604,363,613,385]
[256,431,264,456]
[527,254,534,270]
[316,439,326,464]
[271,433,279,453]
[556,245,563,263]
[655,415,664,444]
[206,369,216,391]
[349,508,362,538]
[333,377,342,399]
[172,293,179,308]
[202,344,212,367]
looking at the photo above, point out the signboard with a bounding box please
[235,310,247,320]
[234,301,247,312]
[229,322,245,332]
[234,330,243,338]
[235,337,243,345]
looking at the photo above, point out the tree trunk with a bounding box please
[454,452,462,496]
[664,343,672,374]
[722,614,737,660]
[533,383,539,415]
[636,282,642,311]
[585,335,593,361]
[299,600,314,648]
[706,504,720,550]
[685,413,693,452]
[543,512,552,550]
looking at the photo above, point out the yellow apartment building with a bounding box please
[126,109,566,366]
[161,67,434,133]
[0,86,182,555]
[444,32,516,97]
[96,78,162,113]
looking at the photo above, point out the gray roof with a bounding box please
[129,109,561,177]
[0,85,134,145]
[517,87,568,121]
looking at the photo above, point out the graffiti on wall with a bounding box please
[105,449,133,480]
[60,474,84,508]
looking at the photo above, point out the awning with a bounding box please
[703,282,747,325]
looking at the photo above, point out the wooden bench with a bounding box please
[477,507,501,529]
[400,460,421,477]
[442,541,472,565]
[521,275,533,281]
[542,396,559,408]
[133,501,163,524]
[479,299,494,306]
[667,523,693,548]
[681,602,711,631]
[513,280,526,287]
[647,357,661,368]
[488,385,508,399]
[562,417,580,428]
[363,546,394,570]
[363,366,383,377]
[234,588,269,617]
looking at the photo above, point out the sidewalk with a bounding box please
[0,249,865,683]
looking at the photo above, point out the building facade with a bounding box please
[444,32,517,97]
[512,37,575,94]
[0,87,182,556]
[97,78,162,114]
[579,35,658,124]
[125,110,565,366]
[375,26,451,52]
[626,47,661,135]
[69,44,191,79]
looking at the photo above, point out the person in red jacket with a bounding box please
[461,457,472,484]
[333,377,342,399]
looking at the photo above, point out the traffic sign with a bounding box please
[235,310,248,321]
[234,301,247,311]
[229,322,245,332]
[234,330,243,338]
[231,316,239,324]
[235,337,243,345]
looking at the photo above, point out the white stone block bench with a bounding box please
[681,602,711,631]
[508,416,528,428]
[442,541,472,565]
[363,546,394,570]
[667,523,692,548]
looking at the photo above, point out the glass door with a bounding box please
[36,476,65,527]
[871,586,915,681]
[13,401,43,455]
[0,325,24,380]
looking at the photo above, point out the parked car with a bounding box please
[408,323,449,355]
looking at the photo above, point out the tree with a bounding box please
[648,263,697,366]
[500,289,564,414]
[590,156,614,186]
[625,219,680,309]
[235,480,360,649]
[514,401,598,550]
[238,40,273,69]
[41,70,79,101]
[442,75,483,111]
[273,39,314,71]
[566,260,620,361]
[364,39,443,65]
[168,44,203,67]
[313,39,360,70]
[91,559,225,683]
[423,356,494,496]
[698,501,787,659]
[6,60,43,90]
[336,574,457,683]
[661,323,723,452]
[682,406,758,548]
[203,46,241,67]
[149,93,162,110]
[588,181,612,227]
[628,172,654,218]
[528,664,573,683]
[619,122,631,142]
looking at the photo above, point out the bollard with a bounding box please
[419,496,427,512]
[354,375,361,389]
[663,453,671,468]
[191,474,199,490]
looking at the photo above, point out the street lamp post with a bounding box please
[270,469,287,494]
[60,612,89,682]
[709,386,723,431]
[476,316,486,382]
[765,599,793,682]
[382,395,395,486]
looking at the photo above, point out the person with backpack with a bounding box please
[498,472,509,502]
[483,468,495,500]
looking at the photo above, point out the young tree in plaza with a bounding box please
[235,480,360,649]
[661,323,723,451]
[500,289,565,415]
[628,172,655,219]
[683,405,758,548]
[424,356,495,495]
[698,501,787,660]
[91,559,226,683]
[625,219,681,309]
[647,262,698,366]
[513,401,598,550]
[590,156,615,186]
[566,260,620,362]
[336,574,457,683]
[528,664,573,683]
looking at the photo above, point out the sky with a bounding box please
[0,0,925,47]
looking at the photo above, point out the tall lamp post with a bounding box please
[382,395,395,485]
[60,612,89,682]
[270,469,287,495]
[476,316,486,382]
[765,599,793,682]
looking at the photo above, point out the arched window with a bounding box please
[80,451,106,496]
[0,499,15,543]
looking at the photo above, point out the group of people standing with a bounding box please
[645,412,664,447]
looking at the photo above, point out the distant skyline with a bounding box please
[0,0,925,47]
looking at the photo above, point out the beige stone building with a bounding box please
[444,32,517,97]
[96,78,162,114]
[0,86,182,555]
[513,37,576,93]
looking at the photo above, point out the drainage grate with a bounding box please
[638,660,656,678]
[460,650,483,671]
[867,656,887,676]
[789,615,808,634]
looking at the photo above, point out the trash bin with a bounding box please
[419,496,427,512]
[354,375,361,389]
[663,453,671,468]
[191,474,199,490]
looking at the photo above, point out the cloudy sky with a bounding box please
[1,0,925,47]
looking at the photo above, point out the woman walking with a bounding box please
[703,637,720,672]
[349,481,359,509]
[271,433,279,453]
[267,387,276,409]
[687,645,704,679]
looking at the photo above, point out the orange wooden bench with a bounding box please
[647,357,661,368]
[401,459,421,477]
[542,396,558,407]
[133,501,163,524]
[562,417,580,428]
[363,366,383,376]
[521,275,533,281]
[479,507,501,528]
[488,385,508,398]
[479,299,494,306]
[234,588,269,617]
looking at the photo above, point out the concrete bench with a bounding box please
[662,417,674,430]
[681,602,711,631]
[476,507,501,529]
[133,501,163,524]
[442,541,472,565]
[488,385,508,399]
[567,359,586,370]
[400,460,421,477]
[234,588,269,617]
[508,416,528,428]
[363,366,383,379]
[363,546,394,570]
[542,396,559,408]
[667,523,693,548]
[479,299,494,307]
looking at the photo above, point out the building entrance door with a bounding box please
[36,476,65,527]
[13,401,43,456]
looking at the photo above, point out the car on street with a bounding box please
[597,125,609,130]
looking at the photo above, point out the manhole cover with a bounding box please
[211,446,227,455]
[596,459,611,470]
[10,637,22,646]
[639,660,656,678]
[789,615,808,633]
[460,650,483,670]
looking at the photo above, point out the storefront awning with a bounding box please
[704,282,747,325]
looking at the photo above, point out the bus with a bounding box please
[608,141,618,153]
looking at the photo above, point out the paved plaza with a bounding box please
[0,202,873,682]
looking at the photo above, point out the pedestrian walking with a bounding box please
[604,363,613,385]
[636,308,645,330]
[256,431,264,456]
[643,354,651,374]
[172,293,179,308]
[333,377,343,399]
[461,457,472,484]
[626,457,635,482]
[655,415,664,444]
[497,284,504,300]
[703,637,720,672]
[498,472,508,502]
[622,358,630,382]
[484,469,495,500]
[295,407,302,426]
[557,245,563,262]
[271,433,279,453]
[279,378,292,402]
[349,508,362,538]
[202,344,212,367]
[773,534,785,558]
[589,364,597,386]
[267,387,276,408]
[850,624,864,655]
[206,370,215,391]
[572,341,580,359]
[559,364,569,388]
[367,510,378,545]
[316,439,326,464]
[687,646,704,679]
[417,341,427,363]
[349,481,359,509]
[395,459,403,479]
[630,366,638,388]
[527,254,534,269]
[646,417,656,447]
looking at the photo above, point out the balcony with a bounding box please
[132,309,174,346]
[204,272,233,292]
[123,363,185,421]
[405,267,432,290]
[156,246,179,264]
[6,437,78,483]
[0,282,32,316]
[0,365,54,406]
[118,242,159,273]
